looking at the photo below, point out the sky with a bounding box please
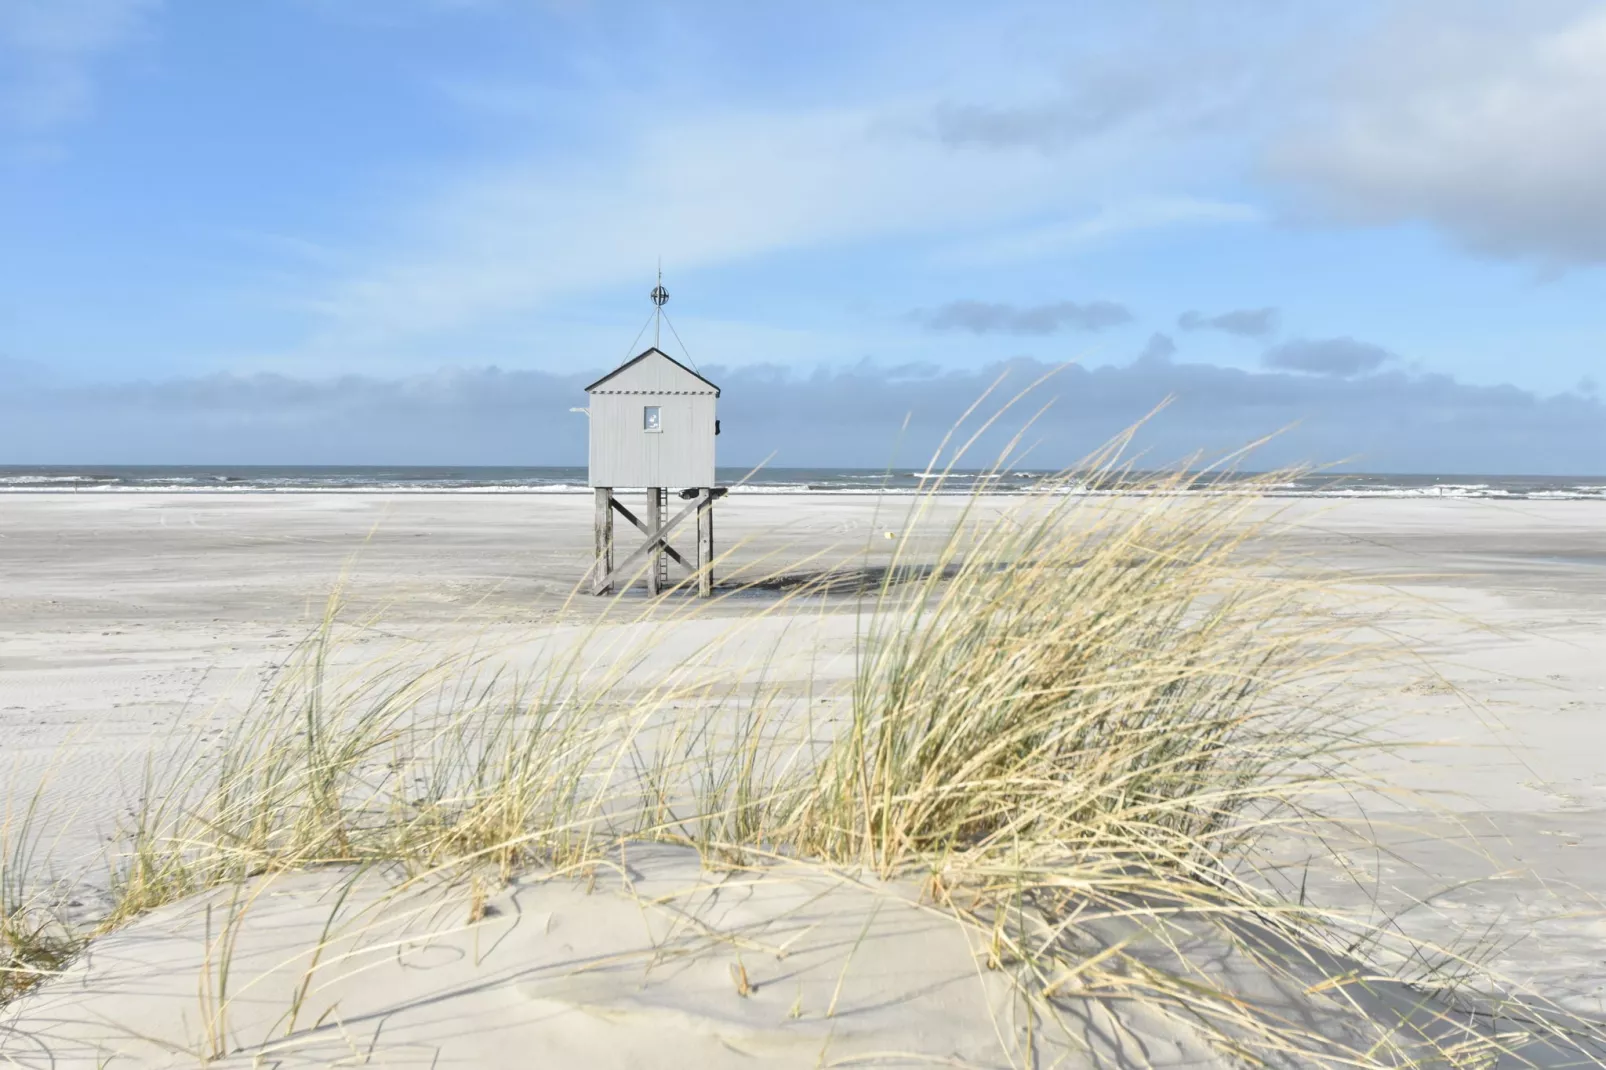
[0,0,1603,473]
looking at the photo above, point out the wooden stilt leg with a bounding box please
[696,488,714,598]
[646,487,663,596]
[592,487,613,595]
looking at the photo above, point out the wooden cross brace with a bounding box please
[609,496,693,571]
[592,488,716,596]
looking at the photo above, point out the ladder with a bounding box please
[652,486,669,591]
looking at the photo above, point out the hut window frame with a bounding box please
[643,405,662,433]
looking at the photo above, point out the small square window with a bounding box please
[643,405,662,432]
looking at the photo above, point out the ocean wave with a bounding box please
[2,472,1602,500]
[0,482,593,494]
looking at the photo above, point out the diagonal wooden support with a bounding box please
[596,492,705,593]
[609,497,692,570]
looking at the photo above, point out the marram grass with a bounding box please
[3,425,1603,1067]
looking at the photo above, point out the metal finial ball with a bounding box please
[651,284,669,307]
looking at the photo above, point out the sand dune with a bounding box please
[3,491,1605,1065]
[14,844,1600,1069]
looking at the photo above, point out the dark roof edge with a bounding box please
[584,347,722,396]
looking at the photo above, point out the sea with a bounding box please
[1,466,1604,500]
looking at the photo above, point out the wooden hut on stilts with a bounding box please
[582,271,723,597]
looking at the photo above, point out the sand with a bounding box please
[2,491,1604,1065]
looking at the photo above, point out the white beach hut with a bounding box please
[584,347,719,490]
[583,280,723,598]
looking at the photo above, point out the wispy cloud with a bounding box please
[916,299,1132,335]
[300,103,1086,353]
[0,0,159,132]
[1262,336,1397,377]
[1178,307,1279,339]
[925,30,1256,155]
[289,7,1273,358]
[941,197,1263,265]
[931,67,1183,151]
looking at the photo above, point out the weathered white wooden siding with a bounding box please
[587,349,718,488]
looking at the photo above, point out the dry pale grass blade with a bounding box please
[4,402,1603,1068]
[1,789,84,1004]
[780,466,1341,874]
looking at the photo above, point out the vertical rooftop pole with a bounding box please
[651,261,668,350]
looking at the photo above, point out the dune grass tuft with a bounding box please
[4,411,1603,1066]
[2,794,84,1004]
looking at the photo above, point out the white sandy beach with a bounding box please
[2,491,1604,1065]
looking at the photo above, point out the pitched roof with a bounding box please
[584,347,721,396]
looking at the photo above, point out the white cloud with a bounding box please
[940,197,1262,265]
[282,2,1288,360]
[918,299,1132,335]
[1271,1,1606,264]
[0,0,159,131]
[301,101,1146,352]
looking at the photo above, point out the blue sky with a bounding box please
[1,0,1603,471]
